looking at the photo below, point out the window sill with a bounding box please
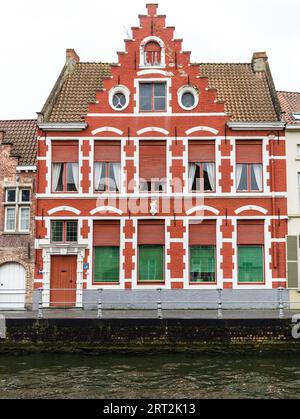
[3,232,30,236]
[51,242,79,246]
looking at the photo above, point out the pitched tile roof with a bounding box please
[47,63,112,122]
[43,61,280,123]
[0,120,37,166]
[199,63,279,122]
[277,91,300,125]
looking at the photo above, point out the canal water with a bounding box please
[0,353,299,399]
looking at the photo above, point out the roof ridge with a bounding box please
[278,90,300,95]
[0,119,36,123]
[78,62,116,65]
[197,62,251,65]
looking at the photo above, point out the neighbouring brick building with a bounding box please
[35,4,287,309]
[0,119,37,309]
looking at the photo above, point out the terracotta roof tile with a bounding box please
[44,61,279,123]
[48,63,112,122]
[0,120,37,166]
[277,91,300,125]
[199,63,278,122]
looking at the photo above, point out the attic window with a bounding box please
[293,113,300,121]
[144,41,162,66]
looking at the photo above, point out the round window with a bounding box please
[178,85,199,111]
[112,93,126,109]
[181,92,195,109]
[109,85,130,111]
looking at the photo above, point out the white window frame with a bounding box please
[139,36,166,69]
[4,187,31,234]
[6,188,17,203]
[18,207,30,233]
[178,85,199,111]
[134,78,172,115]
[19,188,31,203]
[109,85,130,111]
[5,206,16,233]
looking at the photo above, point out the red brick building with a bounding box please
[35,4,287,308]
[0,120,37,309]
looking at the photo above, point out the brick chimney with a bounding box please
[66,48,80,64]
[146,3,158,16]
[252,52,268,72]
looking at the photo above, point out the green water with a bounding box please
[0,354,299,399]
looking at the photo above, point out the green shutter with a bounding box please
[238,246,264,283]
[94,247,120,283]
[287,236,299,289]
[190,246,216,283]
[139,245,164,282]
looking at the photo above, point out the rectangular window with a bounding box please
[297,145,300,158]
[51,221,78,243]
[93,221,120,283]
[190,246,216,283]
[94,162,121,192]
[189,221,216,283]
[19,207,30,232]
[236,141,263,192]
[139,141,166,192]
[236,164,262,192]
[52,141,79,193]
[5,207,16,232]
[52,162,79,193]
[238,246,264,283]
[6,189,16,202]
[138,220,165,283]
[4,188,31,233]
[189,141,215,192]
[94,141,121,193]
[66,221,78,242]
[237,220,264,284]
[20,189,30,202]
[139,245,164,282]
[94,247,120,283]
[189,163,215,192]
[139,82,166,112]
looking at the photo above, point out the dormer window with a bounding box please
[144,41,161,66]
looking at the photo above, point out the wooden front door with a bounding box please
[50,256,77,307]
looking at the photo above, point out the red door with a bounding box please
[50,256,77,307]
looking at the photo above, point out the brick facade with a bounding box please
[35,4,287,307]
[0,123,36,308]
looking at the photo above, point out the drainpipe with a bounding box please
[270,134,278,269]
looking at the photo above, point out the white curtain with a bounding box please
[205,163,215,191]
[52,164,62,192]
[253,164,263,191]
[189,163,197,191]
[236,164,243,190]
[112,163,121,192]
[71,163,79,191]
[94,162,104,191]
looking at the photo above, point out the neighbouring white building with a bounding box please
[278,91,300,307]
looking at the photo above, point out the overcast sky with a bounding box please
[0,0,299,120]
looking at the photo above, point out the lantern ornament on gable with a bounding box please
[150,199,158,216]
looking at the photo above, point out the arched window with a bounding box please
[144,41,162,66]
